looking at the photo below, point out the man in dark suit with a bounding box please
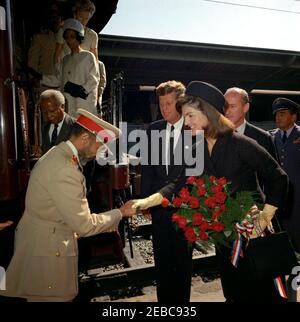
[138,80,193,303]
[224,87,277,158]
[224,88,281,226]
[39,89,75,154]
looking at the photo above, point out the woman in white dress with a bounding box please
[42,18,99,117]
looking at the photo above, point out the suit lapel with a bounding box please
[42,123,51,151]
[57,119,68,143]
[167,122,186,177]
[244,122,252,136]
[288,125,298,142]
[274,129,283,147]
[160,121,168,176]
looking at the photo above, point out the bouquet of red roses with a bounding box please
[162,175,260,249]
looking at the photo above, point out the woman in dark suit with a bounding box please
[133,81,288,302]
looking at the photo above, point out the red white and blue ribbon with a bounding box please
[274,277,288,299]
[231,232,244,267]
[231,221,254,267]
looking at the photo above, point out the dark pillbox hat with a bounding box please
[185,81,225,113]
[272,97,300,115]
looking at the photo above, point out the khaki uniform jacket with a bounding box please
[1,142,121,301]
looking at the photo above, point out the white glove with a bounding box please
[251,204,277,238]
[131,193,163,211]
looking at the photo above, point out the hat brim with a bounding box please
[185,81,225,113]
[76,108,121,143]
[272,107,289,115]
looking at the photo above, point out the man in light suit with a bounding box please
[39,89,75,154]
[0,109,135,302]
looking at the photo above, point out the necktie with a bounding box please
[50,124,58,147]
[282,130,287,144]
[168,125,175,169]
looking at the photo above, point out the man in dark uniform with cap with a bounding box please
[270,97,300,253]
[270,97,300,301]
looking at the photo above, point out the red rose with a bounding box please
[161,197,170,208]
[209,176,217,182]
[199,231,209,241]
[192,213,204,225]
[186,176,196,184]
[197,187,207,196]
[172,213,181,223]
[184,227,197,242]
[217,177,227,186]
[219,204,226,212]
[215,191,227,204]
[172,197,183,208]
[212,209,222,220]
[177,216,188,229]
[200,221,209,231]
[189,197,200,209]
[179,187,191,203]
[211,222,225,232]
[211,185,223,193]
[195,178,205,186]
[205,196,216,208]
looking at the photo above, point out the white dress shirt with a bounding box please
[165,117,184,174]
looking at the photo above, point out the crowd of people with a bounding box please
[28,0,106,118]
[0,0,299,304]
[132,81,300,303]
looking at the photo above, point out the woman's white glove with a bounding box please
[131,193,163,211]
[251,204,278,238]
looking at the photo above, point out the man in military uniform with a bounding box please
[270,97,300,301]
[270,98,300,252]
[0,109,135,302]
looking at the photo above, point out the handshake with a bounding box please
[118,193,163,217]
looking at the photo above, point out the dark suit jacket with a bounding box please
[141,119,194,302]
[243,122,280,207]
[42,113,75,154]
[160,132,288,208]
[141,119,191,198]
[244,122,277,159]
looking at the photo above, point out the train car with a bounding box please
[0,0,126,272]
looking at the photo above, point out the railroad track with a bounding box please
[76,232,219,302]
